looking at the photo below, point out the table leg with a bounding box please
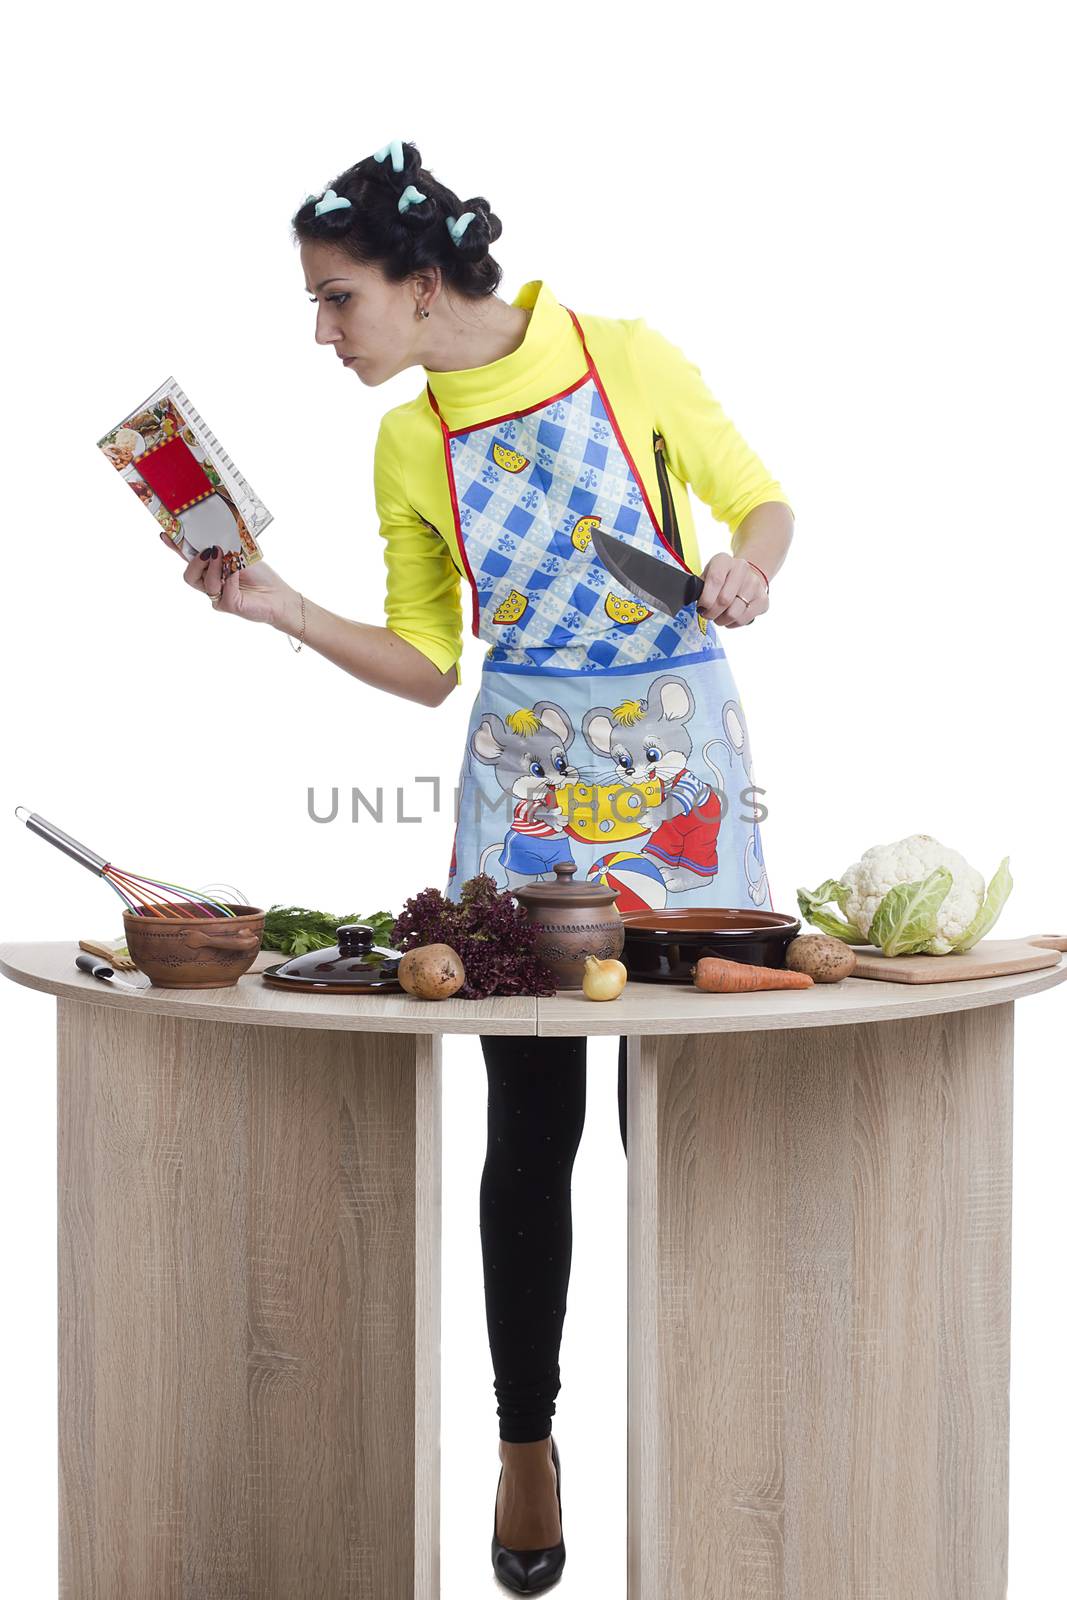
[627,1004,1013,1599]
[57,999,442,1599]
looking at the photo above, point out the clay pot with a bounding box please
[122,903,265,988]
[512,861,624,990]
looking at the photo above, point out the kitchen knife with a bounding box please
[590,523,704,617]
[74,951,149,992]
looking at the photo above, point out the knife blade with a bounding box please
[590,523,704,617]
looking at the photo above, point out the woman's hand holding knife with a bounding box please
[698,501,794,627]
[697,553,770,628]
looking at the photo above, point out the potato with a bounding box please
[397,942,466,1000]
[784,933,856,983]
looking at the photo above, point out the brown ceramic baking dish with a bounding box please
[619,907,801,983]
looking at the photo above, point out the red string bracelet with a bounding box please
[746,559,770,591]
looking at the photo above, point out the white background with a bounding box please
[2,3,1063,1593]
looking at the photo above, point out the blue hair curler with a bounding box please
[373,139,406,173]
[446,211,476,244]
[314,188,352,217]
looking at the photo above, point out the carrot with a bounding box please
[692,956,815,992]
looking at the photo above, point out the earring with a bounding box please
[416,306,430,319]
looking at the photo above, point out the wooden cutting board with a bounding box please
[849,932,1067,984]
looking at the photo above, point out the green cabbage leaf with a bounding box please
[868,868,952,957]
[951,856,1013,953]
[794,880,866,943]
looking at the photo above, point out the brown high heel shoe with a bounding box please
[491,1435,565,1593]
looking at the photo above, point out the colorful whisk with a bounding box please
[14,807,238,919]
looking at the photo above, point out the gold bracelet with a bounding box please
[286,592,307,653]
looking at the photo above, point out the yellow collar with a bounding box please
[422,280,585,424]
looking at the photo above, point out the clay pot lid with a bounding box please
[271,923,403,985]
[511,860,620,910]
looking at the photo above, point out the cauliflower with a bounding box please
[797,833,1013,957]
[841,835,985,953]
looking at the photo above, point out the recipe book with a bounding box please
[97,377,271,579]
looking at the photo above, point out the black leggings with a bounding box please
[478,1033,628,1442]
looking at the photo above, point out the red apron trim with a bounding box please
[563,307,691,573]
[433,407,483,639]
[425,368,589,436]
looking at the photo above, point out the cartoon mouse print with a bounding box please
[582,673,723,895]
[469,702,581,887]
[700,696,769,906]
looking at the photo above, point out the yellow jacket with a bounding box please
[374,279,792,686]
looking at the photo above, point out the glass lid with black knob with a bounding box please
[263,923,405,991]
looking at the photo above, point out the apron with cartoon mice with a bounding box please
[428,308,774,914]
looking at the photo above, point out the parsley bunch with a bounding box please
[262,905,396,957]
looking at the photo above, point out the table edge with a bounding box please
[3,942,1065,1035]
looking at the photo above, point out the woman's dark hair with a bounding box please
[291,140,503,298]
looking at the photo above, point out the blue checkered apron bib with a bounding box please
[430,308,774,913]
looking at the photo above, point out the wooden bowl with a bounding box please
[122,903,265,988]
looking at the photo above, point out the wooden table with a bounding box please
[3,940,1064,1600]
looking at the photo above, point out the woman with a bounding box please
[173,137,794,1594]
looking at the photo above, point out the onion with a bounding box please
[582,954,628,1001]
